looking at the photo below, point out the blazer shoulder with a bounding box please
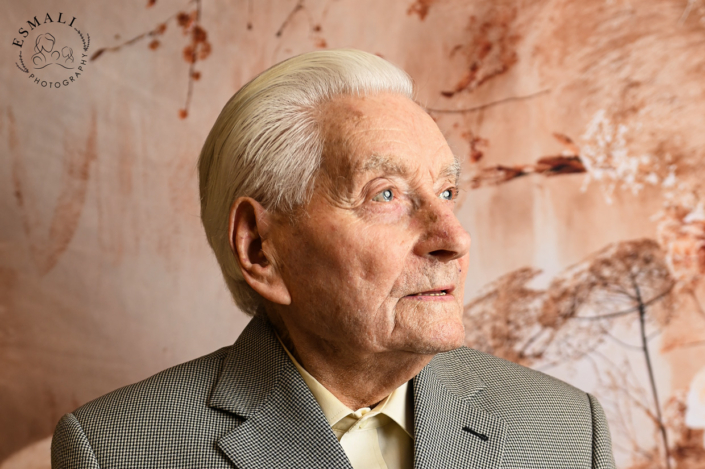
[442,346,588,399]
[55,346,246,468]
[429,346,595,430]
[72,345,231,424]
[52,413,100,469]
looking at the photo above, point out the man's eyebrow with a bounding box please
[355,154,461,185]
[356,154,408,176]
[439,157,461,185]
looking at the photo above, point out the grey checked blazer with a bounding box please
[52,316,616,468]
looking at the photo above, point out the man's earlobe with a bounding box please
[229,197,292,305]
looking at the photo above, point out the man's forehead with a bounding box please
[319,92,420,136]
[318,93,459,182]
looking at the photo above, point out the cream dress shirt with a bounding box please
[277,336,414,469]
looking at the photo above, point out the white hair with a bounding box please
[198,49,415,316]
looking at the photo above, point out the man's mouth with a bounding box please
[405,286,455,298]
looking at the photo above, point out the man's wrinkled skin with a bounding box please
[229,93,472,410]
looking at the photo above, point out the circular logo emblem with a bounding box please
[12,12,90,89]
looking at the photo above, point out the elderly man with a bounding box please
[52,49,615,469]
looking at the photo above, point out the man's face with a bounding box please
[270,92,471,356]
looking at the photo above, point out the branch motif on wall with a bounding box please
[90,0,211,119]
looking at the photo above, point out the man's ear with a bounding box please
[228,197,292,306]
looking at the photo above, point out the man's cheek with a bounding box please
[459,254,470,273]
[360,202,409,224]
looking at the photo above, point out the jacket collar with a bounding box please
[208,315,284,417]
[208,316,352,468]
[208,316,508,469]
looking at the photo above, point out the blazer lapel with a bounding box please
[413,351,508,469]
[208,316,352,469]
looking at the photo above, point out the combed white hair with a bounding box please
[198,49,414,316]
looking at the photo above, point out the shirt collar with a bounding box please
[275,332,413,438]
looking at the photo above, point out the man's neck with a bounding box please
[270,315,433,410]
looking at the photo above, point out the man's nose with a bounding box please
[413,197,471,262]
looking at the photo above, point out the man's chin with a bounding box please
[401,323,466,355]
[408,338,464,355]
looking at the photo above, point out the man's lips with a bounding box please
[403,285,456,300]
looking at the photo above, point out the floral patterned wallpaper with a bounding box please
[2,0,704,467]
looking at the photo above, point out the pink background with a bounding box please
[2,1,705,467]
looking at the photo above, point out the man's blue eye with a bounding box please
[373,189,394,202]
[440,188,455,200]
